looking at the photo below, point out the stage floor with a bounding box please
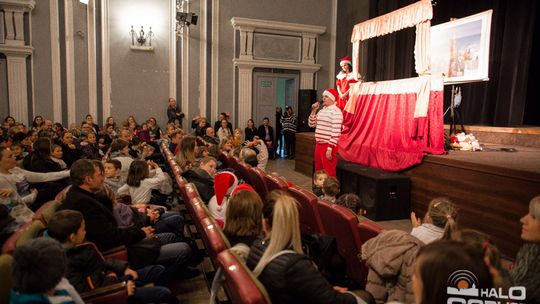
[430,143,540,172]
[425,143,540,180]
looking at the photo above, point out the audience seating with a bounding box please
[232,161,252,185]
[357,220,385,245]
[216,249,271,304]
[199,217,230,263]
[263,173,288,193]
[0,254,13,304]
[227,155,239,170]
[249,168,268,199]
[32,200,62,226]
[287,185,325,234]
[317,200,366,287]
[2,220,46,255]
[218,152,230,169]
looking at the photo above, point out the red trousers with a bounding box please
[314,142,338,177]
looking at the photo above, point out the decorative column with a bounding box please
[300,71,315,90]
[5,50,31,123]
[237,66,254,126]
[0,0,36,125]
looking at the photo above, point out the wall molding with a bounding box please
[198,0,207,117]
[64,0,76,124]
[100,0,111,121]
[210,0,219,123]
[49,0,62,123]
[169,0,176,103]
[87,0,97,120]
[329,0,337,84]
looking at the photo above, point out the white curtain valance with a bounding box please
[351,0,432,42]
[351,0,433,78]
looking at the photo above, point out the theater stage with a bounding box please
[294,129,540,258]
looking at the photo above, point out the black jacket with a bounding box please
[167,105,184,124]
[60,143,81,168]
[257,125,274,142]
[182,168,214,203]
[23,154,63,172]
[64,242,128,293]
[59,185,146,251]
[244,127,257,142]
[246,239,358,304]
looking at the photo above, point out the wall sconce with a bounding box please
[130,25,154,51]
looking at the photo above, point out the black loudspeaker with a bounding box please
[337,159,410,221]
[297,89,317,132]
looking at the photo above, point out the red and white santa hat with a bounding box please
[213,171,239,206]
[340,56,351,66]
[322,88,339,103]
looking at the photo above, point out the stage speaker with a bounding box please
[337,159,410,221]
[297,89,317,132]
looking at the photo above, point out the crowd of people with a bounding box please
[1,102,539,304]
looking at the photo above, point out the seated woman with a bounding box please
[223,184,263,248]
[247,191,369,304]
[175,136,197,172]
[0,147,69,211]
[512,196,540,303]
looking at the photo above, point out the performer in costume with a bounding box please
[335,56,359,110]
[308,89,343,177]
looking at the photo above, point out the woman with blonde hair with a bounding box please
[175,136,197,172]
[247,191,366,304]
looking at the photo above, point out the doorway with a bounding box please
[252,71,299,156]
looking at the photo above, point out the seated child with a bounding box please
[51,144,68,169]
[104,159,124,193]
[312,170,328,197]
[10,142,28,161]
[320,177,340,203]
[10,237,84,304]
[47,210,179,304]
[410,197,458,244]
[208,171,239,228]
[336,193,366,217]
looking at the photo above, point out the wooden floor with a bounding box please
[171,157,411,302]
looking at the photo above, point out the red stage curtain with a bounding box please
[339,76,445,172]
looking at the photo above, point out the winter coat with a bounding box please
[246,238,359,304]
[58,185,146,251]
[361,230,424,304]
[182,168,214,203]
[64,242,128,292]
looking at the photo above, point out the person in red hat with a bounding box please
[335,55,359,110]
[308,88,343,177]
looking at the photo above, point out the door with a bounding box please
[253,74,277,128]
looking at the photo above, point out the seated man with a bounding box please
[202,127,220,146]
[59,159,191,270]
[181,156,217,202]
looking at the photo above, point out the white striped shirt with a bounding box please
[308,104,343,146]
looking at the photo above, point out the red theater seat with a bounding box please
[263,173,288,193]
[287,185,325,234]
[233,161,252,185]
[317,200,366,286]
[2,220,46,255]
[216,249,271,304]
[249,167,268,199]
[200,217,229,263]
[357,220,385,245]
